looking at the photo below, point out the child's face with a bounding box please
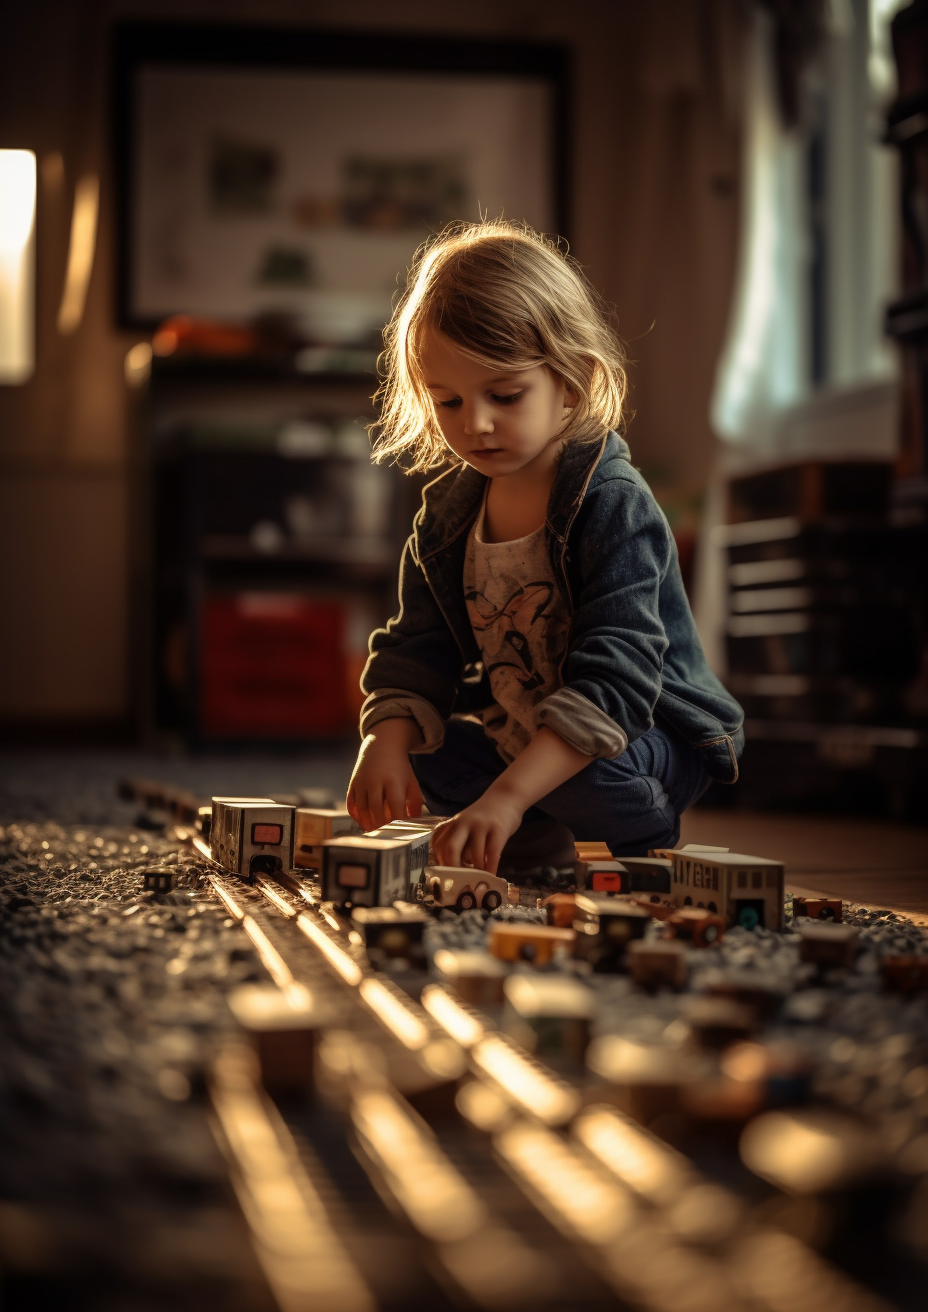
[419,327,575,480]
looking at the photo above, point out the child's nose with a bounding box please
[463,402,494,436]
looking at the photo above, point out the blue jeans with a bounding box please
[411,718,711,858]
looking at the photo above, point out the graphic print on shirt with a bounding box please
[465,581,567,698]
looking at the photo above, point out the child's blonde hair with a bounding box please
[371,218,629,472]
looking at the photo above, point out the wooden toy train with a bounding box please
[204,797,785,930]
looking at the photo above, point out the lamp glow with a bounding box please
[0,149,36,384]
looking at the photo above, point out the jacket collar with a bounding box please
[415,429,631,559]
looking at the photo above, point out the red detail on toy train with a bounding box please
[252,823,283,845]
[200,594,349,736]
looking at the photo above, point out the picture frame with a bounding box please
[111,22,570,334]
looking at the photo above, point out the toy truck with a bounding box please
[210,798,295,880]
[665,848,785,931]
[321,834,420,908]
[422,865,509,911]
[293,807,360,870]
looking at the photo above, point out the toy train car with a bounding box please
[210,798,295,880]
[321,834,425,909]
[665,847,785,932]
[293,807,360,869]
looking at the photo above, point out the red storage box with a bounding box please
[200,593,349,737]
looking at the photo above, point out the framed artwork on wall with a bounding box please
[111,22,570,335]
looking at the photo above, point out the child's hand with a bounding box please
[346,720,424,832]
[431,791,524,875]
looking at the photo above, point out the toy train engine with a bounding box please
[321,834,420,909]
[614,856,672,899]
[210,798,295,881]
[294,807,360,870]
[667,849,785,932]
[368,824,432,893]
[572,894,652,972]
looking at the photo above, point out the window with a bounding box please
[694,862,703,888]
[252,822,283,845]
[338,862,369,889]
[752,871,763,889]
[710,867,719,891]
[737,871,747,889]
[766,870,779,887]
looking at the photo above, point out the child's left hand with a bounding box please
[431,791,524,875]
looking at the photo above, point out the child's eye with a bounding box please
[436,397,462,409]
[491,391,523,405]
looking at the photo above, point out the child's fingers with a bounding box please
[405,775,424,818]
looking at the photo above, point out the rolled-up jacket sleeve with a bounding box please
[358,532,463,749]
[533,686,628,758]
[558,475,671,746]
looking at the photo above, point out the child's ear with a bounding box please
[564,383,579,410]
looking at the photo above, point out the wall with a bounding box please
[0,0,744,731]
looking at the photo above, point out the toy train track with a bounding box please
[117,778,905,1312]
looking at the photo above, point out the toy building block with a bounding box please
[422,865,508,911]
[503,975,595,1066]
[433,948,510,1006]
[666,906,726,948]
[880,954,928,994]
[487,921,576,966]
[586,1035,693,1125]
[626,939,688,991]
[613,855,673,897]
[227,983,322,1094]
[682,996,756,1050]
[294,807,360,869]
[572,893,652,971]
[574,841,613,863]
[541,892,579,928]
[583,860,631,895]
[796,922,859,970]
[143,868,173,893]
[663,848,785,932]
[792,895,843,922]
[700,968,785,1021]
[350,905,430,968]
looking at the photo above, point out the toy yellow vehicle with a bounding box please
[423,865,509,912]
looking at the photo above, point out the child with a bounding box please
[346,219,743,874]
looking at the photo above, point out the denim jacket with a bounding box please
[360,430,744,783]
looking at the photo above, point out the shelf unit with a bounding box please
[133,357,412,748]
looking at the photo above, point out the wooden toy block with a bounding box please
[433,949,510,1006]
[143,868,173,893]
[227,983,322,1094]
[503,975,595,1065]
[665,906,726,948]
[792,895,843,922]
[486,921,576,966]
[350,905,430,967]
[541,892,579,928]
[796,922,859,970]
[626,939,688,991]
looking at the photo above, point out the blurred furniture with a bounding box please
[134,355,410,747]
[715,460,928,820]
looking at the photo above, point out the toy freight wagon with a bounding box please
[367,825,432,893]
[666,848,785,931]
[321,835,419,909]
[293,807,360,869]
[210,798,295,880]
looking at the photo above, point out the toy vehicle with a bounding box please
[423,865,508,911]
[210,798,295,880]
[487,921,576,965]
[502,975,595,1065]
[625,939,688,990]
[572,893,652,971]
[542,892,579,928]
[666,906,726,947]
[792,895,842,922]
[350,905,430,967]
[294,807,360,869]
[584,861,630,894]
[368,825,432,892]
[613,856,672,897]
[321,835,419,908]
[665,848,785,931]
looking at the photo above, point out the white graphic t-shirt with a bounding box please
[464,496,571,762]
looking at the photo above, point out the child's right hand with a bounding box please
[346,718,425,832]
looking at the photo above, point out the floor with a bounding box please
[681,807,928,922]
[1,747,925,920]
